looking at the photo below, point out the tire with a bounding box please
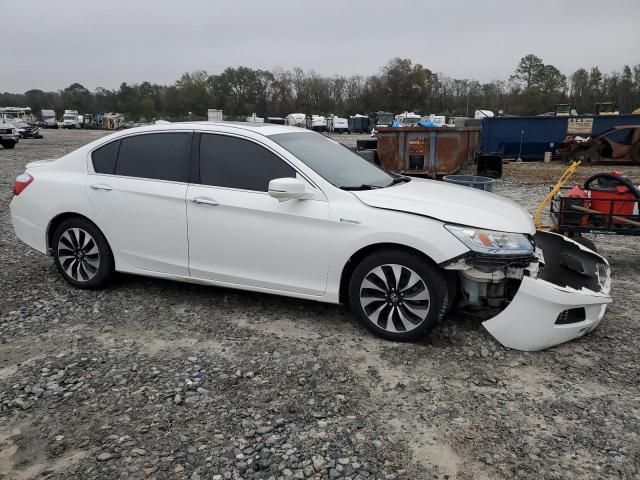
[572,236,597,253]
[1,141,16,149]
[348,249,448,342]
[52,217,114,289]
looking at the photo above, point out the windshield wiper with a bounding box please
[386,176,411,187]
[340,184,382,191]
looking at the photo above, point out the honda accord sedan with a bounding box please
[10,123,612,350]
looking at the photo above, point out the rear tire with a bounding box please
[1,141,16,149]
[52,217,114,289]
[348,249,447,342]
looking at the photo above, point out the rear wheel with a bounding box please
[1,140,16,149]
[348,249,447,341]
[52,218,114,289]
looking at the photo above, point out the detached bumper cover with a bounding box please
[483,231,611,351]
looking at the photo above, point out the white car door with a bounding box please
[86,131,191,275]
[186,132,332,296]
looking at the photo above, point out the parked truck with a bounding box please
[62,110,79,129]
[40,109,58,128]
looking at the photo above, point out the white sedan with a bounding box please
[10,123,611,350]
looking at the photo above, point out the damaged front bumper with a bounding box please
[482,231,611,351]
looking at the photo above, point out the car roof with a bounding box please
[118,121,308,137]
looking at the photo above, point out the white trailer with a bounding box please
[326,115,349,133]
[207,109,223,122]
[285,113,306,127]
[246,113,264,123]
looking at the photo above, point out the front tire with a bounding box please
[52,218,114,289]
[1,140,16,149]
[348,249,448,341]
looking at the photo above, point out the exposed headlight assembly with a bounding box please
[445,224,534,255]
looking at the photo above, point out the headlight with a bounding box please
[444,224,534,255]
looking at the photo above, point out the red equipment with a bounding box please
[584,172,639,224]
[561,185,589,226]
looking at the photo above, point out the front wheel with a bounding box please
[1,140,16,149]
[348,250,448,341]
[52,218,114,289]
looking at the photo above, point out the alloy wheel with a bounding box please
[359,264,431,333]
[57,227,100,282]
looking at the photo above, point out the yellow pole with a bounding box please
[533,161,581,229]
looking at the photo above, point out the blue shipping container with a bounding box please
[480,115,640,159]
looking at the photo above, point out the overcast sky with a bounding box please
[3,0,639,93]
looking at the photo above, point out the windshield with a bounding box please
[271,132,394,189]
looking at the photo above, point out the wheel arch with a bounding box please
[46,212,103,253]
[338,242,445,304]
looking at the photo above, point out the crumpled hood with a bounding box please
[352,178,535,234]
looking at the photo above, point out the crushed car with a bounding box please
[8,119,43,139]
[9,123,611,351]
[558,125,640,165]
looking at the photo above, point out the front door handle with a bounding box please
[192,196,219,206]
[90,183,113,191]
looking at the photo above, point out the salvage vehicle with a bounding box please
[0,121,19,149]
[10,123,611,351]
[566,125,640,165]
[8,119,43,139]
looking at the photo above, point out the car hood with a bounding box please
[352,178,535,234]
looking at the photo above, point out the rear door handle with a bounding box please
[192,196,219,206]
[90,183,113,191]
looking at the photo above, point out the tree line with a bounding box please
[2,55,640,121]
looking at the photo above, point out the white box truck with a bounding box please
[62,110,79,129]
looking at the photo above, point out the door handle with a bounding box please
[90,183,113,191]
[192,196,219,206]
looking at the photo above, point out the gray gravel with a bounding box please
[1,129,640,479]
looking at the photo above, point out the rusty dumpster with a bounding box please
[375,126,481,177]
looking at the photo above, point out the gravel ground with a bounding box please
[1,129,639,480]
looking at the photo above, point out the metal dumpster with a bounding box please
[375,126,481,177]
[480,114,640,160]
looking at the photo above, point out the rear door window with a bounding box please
[115,132,191,182]
[199,134,295,191]
[91,140,120,174]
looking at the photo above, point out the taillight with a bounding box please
[13,173,34,196]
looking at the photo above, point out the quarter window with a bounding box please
[115,133,191,182]
[199,134,296,191]
[91,140,120,174]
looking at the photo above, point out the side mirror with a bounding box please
[268,177,310,202]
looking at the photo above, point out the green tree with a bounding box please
[510,54,545,90]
